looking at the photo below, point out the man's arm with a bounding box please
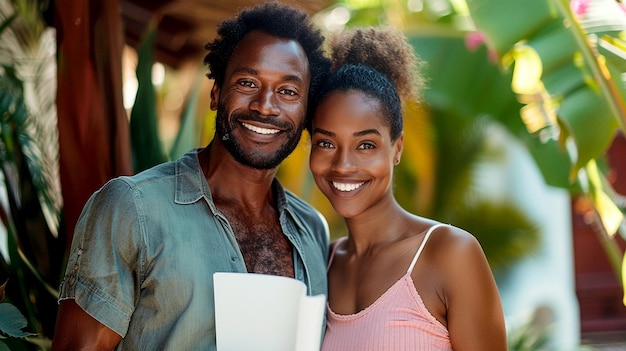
[51,299,122,351]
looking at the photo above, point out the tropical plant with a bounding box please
[463,0,626,301]
[129,19,208,172]
[0,281,36,350]
[0,0,62,349]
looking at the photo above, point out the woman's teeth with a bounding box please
[332,181,365,192]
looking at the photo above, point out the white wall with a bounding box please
[480,125,580,350]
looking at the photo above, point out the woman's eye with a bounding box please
[316,140,334,149]
[358,143,375,150]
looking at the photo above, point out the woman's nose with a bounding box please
[332,148,357,173]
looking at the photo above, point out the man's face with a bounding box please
[211,30,311,170]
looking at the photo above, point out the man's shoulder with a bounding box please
[283,190,328,237]
[90,161,177,203]
[283,189,316,214]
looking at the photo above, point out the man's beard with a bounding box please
[215,105,304,170]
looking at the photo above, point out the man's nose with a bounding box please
[249,88,280,116]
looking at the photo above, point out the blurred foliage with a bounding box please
[0,0,60,349]
[463,0,626,302]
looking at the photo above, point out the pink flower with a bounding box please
[465,31,485,51]
[570,0,589,16]
[465,31,500,63]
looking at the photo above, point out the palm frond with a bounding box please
[168,68,204,160]
[0,0,61,237]
[130,19,167,172]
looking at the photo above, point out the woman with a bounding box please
[309,27,508,350]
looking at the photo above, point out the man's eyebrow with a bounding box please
[283,74,304,84]
[232,68,304,85]
[232,67,258,76]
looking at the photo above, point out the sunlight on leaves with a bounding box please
[586,159,623,236]
[622,252,626,305]
[505,44,560,137]
[507,44,544,95]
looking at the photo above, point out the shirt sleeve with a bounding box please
[58,177,144,337]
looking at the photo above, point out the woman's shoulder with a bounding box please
[407,220,486,268]
[431,224,480,249]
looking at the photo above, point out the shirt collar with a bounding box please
[173,148,290,216]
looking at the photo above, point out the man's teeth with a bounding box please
[332,181,365,192]
[242,122,280,135]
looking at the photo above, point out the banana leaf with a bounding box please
[466,0,623,183]
[130,19,167,172]
[466,0,626,301]
[168,68,204,160]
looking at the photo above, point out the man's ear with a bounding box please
[210,83,219,111]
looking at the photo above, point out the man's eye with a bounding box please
[239,81,257,88]
[279,88,298,96]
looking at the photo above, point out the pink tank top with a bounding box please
[321,224,452,351]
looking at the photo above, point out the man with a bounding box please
[51,2,331,350]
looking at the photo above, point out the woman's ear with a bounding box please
[210,83,219,111]
[394,132,404,165]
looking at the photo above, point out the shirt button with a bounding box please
[69,277,76,286]
[73,264,78,271]
[77,248,83,256]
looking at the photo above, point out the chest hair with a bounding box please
[218,204,294,277]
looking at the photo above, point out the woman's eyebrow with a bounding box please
[354,129,381,137]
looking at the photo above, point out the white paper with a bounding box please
[214,272,326,351]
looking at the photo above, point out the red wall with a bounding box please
[573,132,626,335]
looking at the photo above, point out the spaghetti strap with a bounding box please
[406,224,446,274]
[327,237,348,271]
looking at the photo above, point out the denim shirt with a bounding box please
[58,149,329,350]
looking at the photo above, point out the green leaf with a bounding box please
[598,36,626,122]
[558,87,619,172]
[467,0,623,188]
[0,12,16,36]
[524,135,576,189]
[524,21,577,75]
[0,303,33,338]
[169,69,203,160]
[622,252,626,306]
[130,19,167,172]
[0,340,10,351]
[465,0,556,55]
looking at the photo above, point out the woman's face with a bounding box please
[309,91,403,219]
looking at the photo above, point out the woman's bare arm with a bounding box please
[444,231,508,351]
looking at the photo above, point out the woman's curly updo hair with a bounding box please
[203,2,331,125]
[312,27,426,140]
